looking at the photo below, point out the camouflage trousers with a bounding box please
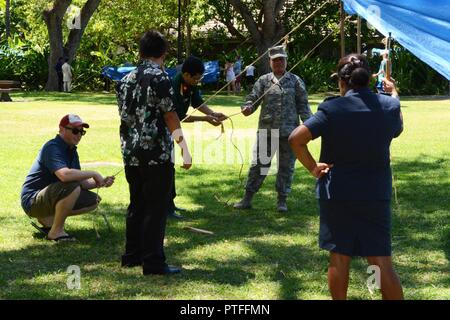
[245,129,296,197]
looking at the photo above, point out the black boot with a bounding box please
[233,191,254,209]
[277,195,288,212]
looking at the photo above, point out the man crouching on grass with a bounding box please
[20,114,115,241]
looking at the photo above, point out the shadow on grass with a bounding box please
[1,155,448,299]
[401,96,450,101]
[392,155,449,213]
[391,155,449,260]
[12,92,117,105]
[0,168,325,299]
[191,155,450,296]
[390,156,449,293]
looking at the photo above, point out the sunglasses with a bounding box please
[65,126,86,136]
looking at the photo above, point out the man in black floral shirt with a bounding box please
[116,30,192,275]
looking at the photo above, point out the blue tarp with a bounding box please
[101,65,136,81]
[165,67,178,79]
[202,60,221,83]
[343,0,450,80]
[101,60,221,84]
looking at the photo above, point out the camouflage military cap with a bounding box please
[268,45,287,59]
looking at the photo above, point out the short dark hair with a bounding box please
[139,30,168,59]
[182,56,205,76]
[337,54,371,88]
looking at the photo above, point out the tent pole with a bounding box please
[340,1,346,58]
[357,16,361,54]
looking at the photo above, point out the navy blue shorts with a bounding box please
[319,200,392,257]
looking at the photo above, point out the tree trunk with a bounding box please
[43,1,69,91]
[340,1,346,58]
[5,0,11,39]
[228,0,286,75]
[177,0,183,63]
[44,0,101,91]
[255,39,277,75]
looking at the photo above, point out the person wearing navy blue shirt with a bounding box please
[169,56,227,219]
[288,54,404,300]
[20,114,115,241]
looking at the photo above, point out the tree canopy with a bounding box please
[0,0,448,94]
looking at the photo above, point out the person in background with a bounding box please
[55,57,64,92]
[233,55,242,93]
[245,64,256,91]
[372,50,391,93]
[224,61,236,94]
[62,58,73,92]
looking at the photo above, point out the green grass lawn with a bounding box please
[0,91,448,300]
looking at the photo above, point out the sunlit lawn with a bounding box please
[0,91,448,299]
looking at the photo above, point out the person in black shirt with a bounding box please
[168,56,226,219]
[55,57,64,92]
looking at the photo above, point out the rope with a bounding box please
[224,20,344,120]
[213,116,245,207]
[91,168,124,237]
[385,32,400,207]
[109,0,337,210]
[91,187,113,238]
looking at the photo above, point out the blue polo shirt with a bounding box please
[303,88,403,201]
[20,135,81,213]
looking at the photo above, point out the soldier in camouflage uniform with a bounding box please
[234,46,312,212]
